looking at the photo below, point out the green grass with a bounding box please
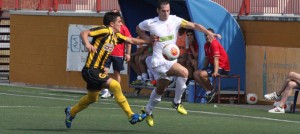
[1,85,300,134]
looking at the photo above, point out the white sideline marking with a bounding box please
[1,92,300,124]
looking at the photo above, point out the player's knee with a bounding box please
[287,81,297,88]
[181,67,188,78]
[109,79,121,92]
[198,70,207,78]
[87,92,99,103]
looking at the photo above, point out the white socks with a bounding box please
[174,77,187,104]
[145,89,162,115]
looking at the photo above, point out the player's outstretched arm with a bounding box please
[125,37,151,46]
[185,21,221,39]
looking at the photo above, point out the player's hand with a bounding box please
[125,54,131,63]
[215,34,222,39]
[151,35,159,42]
[86,44,96,53]
[212,72,219,77]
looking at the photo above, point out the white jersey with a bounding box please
[139,15,184,68]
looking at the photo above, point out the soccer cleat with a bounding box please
[264,92,280,100]
[268,106,285,113]
[172,102,188,115]
[206,90,217,103]
[141,107,154,127]
[129,113,147,124]
[65,106,75,128]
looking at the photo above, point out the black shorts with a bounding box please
[81,67,110,90]
[104,56,124,71]
[203,66,229,77]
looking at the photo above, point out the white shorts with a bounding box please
[146,56,160,80]
[152,58,176,81]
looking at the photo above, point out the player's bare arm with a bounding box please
[185,21,222,39]
[125,37,151,46]
[136,26,156,43]
[80,30,96,53]
[213,56,219,77]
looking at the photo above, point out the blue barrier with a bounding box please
[187,80,207,103]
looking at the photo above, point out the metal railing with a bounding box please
[0,0,120,12]
[212,0,244,14]
[0,0,299,15]
[238,0,300,16]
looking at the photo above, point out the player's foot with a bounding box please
[172,102,188,115]
[141,107,154,127]
[268,106,285,113]
[65,106,75,128]
[264,92,280,100]
[206,90,216,103]
[129,113,147,124]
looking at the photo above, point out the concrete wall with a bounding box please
[9,11,151,95]
[238,19,300,101]
[10,12,102,89]
[9,12,300,101]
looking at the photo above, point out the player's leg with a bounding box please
[106,78,146,124]
[268,81,298,113]
[139,54,149,83]
[131,55,143,85]
[143,78,170,127]
[111,56,124,83]
[278,72,300,95]
[166,62,188,115]
[264,72,300,100]
[102,56,113,98]
[65,67,103,128]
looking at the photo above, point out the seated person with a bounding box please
[130,43,149,85]
[264,72,300,113]
[186,29,199,80]
[193,28,230,103]
[176,27,188,67]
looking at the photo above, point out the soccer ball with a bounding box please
[246,93,258,104]
[162,44,180,61]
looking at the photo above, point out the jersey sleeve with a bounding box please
[89,26,109,37]
[180,19,189,28]
[138,19,150,31]
[211,40,220,57]
[116,33,128,44]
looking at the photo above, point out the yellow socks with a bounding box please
[70,91,100,117]
[109,79,134,118]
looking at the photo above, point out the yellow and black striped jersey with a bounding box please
[85,26,127,69]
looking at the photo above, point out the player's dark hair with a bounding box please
[207,28,215,33]
[157,0,170,9]
[103,12,121,26]
[186,29,195,35]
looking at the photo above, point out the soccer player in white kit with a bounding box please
[136,0,220,127]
